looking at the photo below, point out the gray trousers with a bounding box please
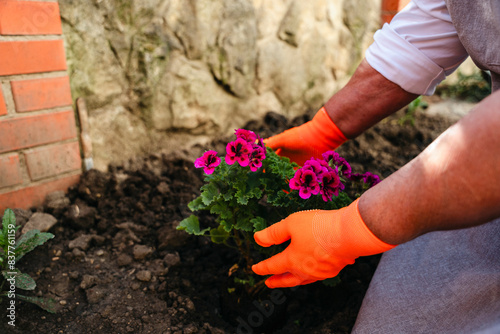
[353,218,500,334]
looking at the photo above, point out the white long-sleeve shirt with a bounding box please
[366,0,469,95]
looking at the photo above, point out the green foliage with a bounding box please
[399,96,428,126]
[177,215,210,236]
[179,148,352,242]
[0,209,56,313]
[14,229,54,262]
[436,71,491,102]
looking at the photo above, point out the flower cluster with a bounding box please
[226,129,266,171]
[194,129,380,203]
[289,154,345,202]
[289,150,380,202]
[349,171,381,187]
[194,129,266,175]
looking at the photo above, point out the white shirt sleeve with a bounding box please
[365,0,469,95]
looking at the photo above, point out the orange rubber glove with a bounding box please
[264,107,347,166]
[252,199,395,288]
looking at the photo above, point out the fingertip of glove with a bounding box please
[252,263,265,276]
[253,231,270,247]
[265,279,276,289]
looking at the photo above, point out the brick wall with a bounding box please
[0,0,81,213]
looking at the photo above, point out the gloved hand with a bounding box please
[264,107,347,166]
[252,198,395,288]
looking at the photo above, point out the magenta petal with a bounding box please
[237,155,250,167]
[204,167,215,174]
[299,188,312,199]
[226,155,236,165]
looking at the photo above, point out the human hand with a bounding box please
[252,199,395,288]
[264,107,347,166]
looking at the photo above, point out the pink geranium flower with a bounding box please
[322,150,351,177]
[226,138,252,167]
[235,129,257,144]
[249,146,266,172]
[303,158,331,178]
[289,169,320,199]
[194,150,221,174]
[319,170,342,202]
[361,172,380,187]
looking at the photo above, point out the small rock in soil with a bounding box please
[163,251,181,267]
[22,212,57,233]
[86,286,107,304]
[133,244,153,261]
[112,230,141,250]
[68,234,94,251]
[156,181,170,194]
[12,208,32,229]
[150,259,169,276]
[80,274,97,290]
[69,271,79,279]
[116,221,148,233]
[44,190,70,214]
[64,200,97,229]
[72,248,84,258]
[136,270,152,282]
[183,324,198,334]
[117,253,133,266]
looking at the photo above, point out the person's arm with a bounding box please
[323,59,418,138]
[361,90,500,244]
[266,1,468,163]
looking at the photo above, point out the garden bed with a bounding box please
[1,105,455,334]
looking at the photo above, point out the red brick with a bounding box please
[0,174,80,212]
[12,76,73,112]
[0,40,67,76]
[0,88,6,116]
[0,1,62,35]
[25,141,81,181]
[0,110,77,153]
[0,153,23,188]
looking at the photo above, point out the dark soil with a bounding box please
[1,106,455,334]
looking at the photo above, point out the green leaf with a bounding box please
[236,193,249,205]
[2,269,36,290]
[187,197,206,211]
[210,202,233,220]
[2,209,16,234]
[223,191,234,201]
[201,183,219,206]
[15,230,54,262]
[234,217,254,232]
[251,217,267,232]
[16,294,57,314]
[220,219,233,232]
[210,226,230,244]
[177,215,209,236]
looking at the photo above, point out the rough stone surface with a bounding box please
[59,0,382,169]
[22,212,57,234]
[44,191,71,214]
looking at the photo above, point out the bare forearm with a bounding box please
[360,91,500,245]
[325,59,418,138]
